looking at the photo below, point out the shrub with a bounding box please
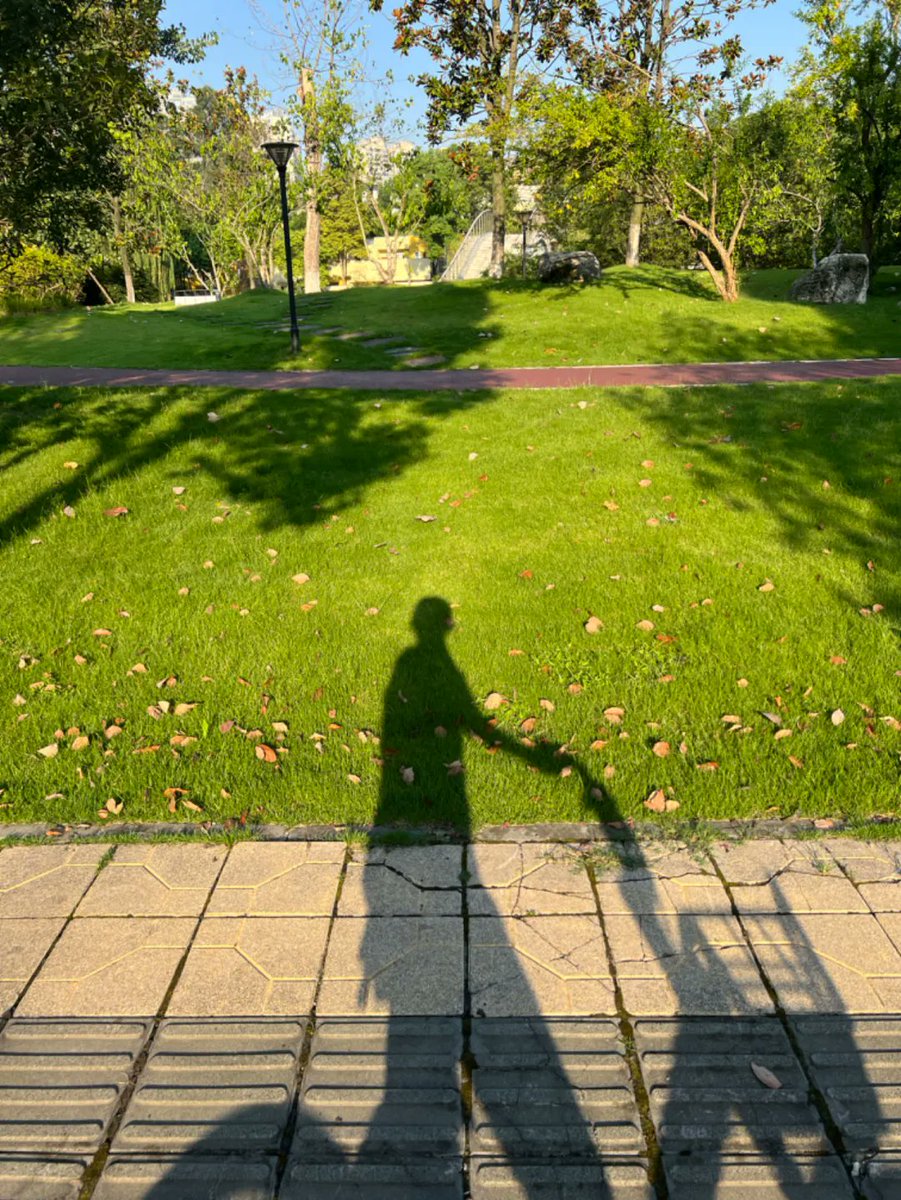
[0,244,84,314]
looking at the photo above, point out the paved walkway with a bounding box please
[3,357,901,393]
[1,836,900,1197]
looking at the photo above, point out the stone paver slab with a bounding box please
[0,918,67,1016]
[340,847,461,916]
[0,1018,149,1151]
[588,843,731,916]
[663,1157,854,1198]
[17,918,194,1017]
[113,1018,304,1153]
[206,841,344,916]
[95,1158,276,1200]
[0,844,108,917]
[168,917,329,1016]
[470,1160,654,1198]
[605,913,773,1015]
[825,840,901,912]
[858,1155,901,1198]
[0,1159,88,1200]
[467,845,596,916]
[318,918,463,1016]
[469,915,615,1016]
[470,1018,642,1157]
[294,1018,462,1159]
[634,1017,830,1154]
[713,840,867,915]
[282,1161,462,1199]
[743,913,901,1013]
[77,845,224,917]
[794,1016,901,1152]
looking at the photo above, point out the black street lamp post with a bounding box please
[263,141,301,355]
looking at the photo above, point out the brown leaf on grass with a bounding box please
[103,506,129,518]
[641,459,655,469]
[62,505,75,519]
[172,486,186,496]
[604,706,624,724]
[758,580,775,593]
[365,607,380,616]
[131,662,148,674]
[697,761,719,771]
[645,789,679,813]
[63,461,78,470]
[751,1063,783,1090]
[829,656,847,665]
[831,709,846,726]
[520,717,537,734]
[636,619,655,632]
[174,702,198,716]
[789,755,804,768]
[446,759,464,776]
[774,728,793,740]
[540,698,556,713]
[415,514,437,522]
[292,573,311,585]
[38,743,59,758]
[604,764,616,779]
[722,714,742,724]
[737,678,749,688]
[646,517,660,527]
[602,500,620,512]
[255,744,278,763]
[639,478,652,488]
[653,741,671,758]
[584,616,603,635]
[300,600,318,612]
[132,745,161,755]
[401,766,415,784]
[762,711,783,727]
[484,692,507,711]
[658,674,676,684]
[92,629,113,638]
[656,634,676,644]
[169,734,197,747]
[104,724,123,740]
[106,797,123,815]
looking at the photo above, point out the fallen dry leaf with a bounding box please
[540,698,556,713]
[92,629,113,638]
[831,709,846,726]
[172,486,186,496]
[63,461,78,470]
[207,411,221,422]
[584,616,603,635]
[774,728,793,740]
[174,702,198,716]
[62,505,75,519]
[484,692,507,711]
[721,714,742,724]
[829,655,847,666]
[603,500,620,512]
[347,773,362,784]
[636,619,655,632]
[789,755,804,769]
[758,580,775,593]
[697,761,719,771]
[104,506,129,518]
[401,765,415,784]
[255,744,278,764]
[604,706,625,724]
[37,742,59,758]
[415,514,437,523]
[653,741,671,758]
[521,717,537,734]
[446,759,464,776]
[751,1063,782,1090]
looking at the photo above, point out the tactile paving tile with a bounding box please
[281,1161,463,1198]
[469,1159,655,1198]
[794,1016,901,1153]
[292,1018,463,1161]
[94,1157,276,1200]
[663,1156,855,1198]
[634,1017,831,1155]
[0,1158,88,1200]
[0,1019,150,1151]
[469,1018,643,1157]
[113,1018,305,1153]
[857,1154,901,1198]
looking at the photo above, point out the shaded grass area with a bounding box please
[0,375,899,829]
[3,266,901,373]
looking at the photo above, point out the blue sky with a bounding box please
[161,0,809,135]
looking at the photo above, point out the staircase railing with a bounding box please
[440,209,492,282]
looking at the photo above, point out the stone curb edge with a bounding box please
[1,816,899,844]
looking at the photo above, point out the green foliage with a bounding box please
[0,245,84,315]
[0,0,207,252]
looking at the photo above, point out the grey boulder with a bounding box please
[537,251,601,284]
[789,253,869,304]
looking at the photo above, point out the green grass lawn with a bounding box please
[3,266,901,373]
[1,375,899,829]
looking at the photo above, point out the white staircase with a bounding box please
[441,210,493,281]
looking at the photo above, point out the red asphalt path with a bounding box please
[1,357,901,392]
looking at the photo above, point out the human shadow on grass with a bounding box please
[130,597,887,1199]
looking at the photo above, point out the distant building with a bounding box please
[357,136,417,185]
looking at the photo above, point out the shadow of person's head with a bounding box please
[411,595,455,642]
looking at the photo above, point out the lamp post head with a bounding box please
[262,141,298,170]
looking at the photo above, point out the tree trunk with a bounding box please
[625,196,644,267]
[301,67,322,295]
[111,196,135,303]
[489,144,506,279]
